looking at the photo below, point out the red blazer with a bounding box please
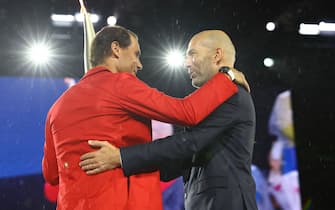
[42,66,237,210]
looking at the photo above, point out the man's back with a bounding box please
[185,86,257,210]
[43,66,238,210]
[43,67,162,210]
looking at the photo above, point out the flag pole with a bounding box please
[79,0,96,73]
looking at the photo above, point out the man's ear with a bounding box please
[111,41,120,58]
[214,48,224,65]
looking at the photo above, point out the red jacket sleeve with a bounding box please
[42,113,59,185]
[116,73,238,126]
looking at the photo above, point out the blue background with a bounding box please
[0,77,68,178]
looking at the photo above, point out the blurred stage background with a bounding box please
[0,0,334,209]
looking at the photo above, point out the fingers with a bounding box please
[79,157,103,173]
[242,74,251,93]
[86,167,105,175]
[80,151,97,161]
[81,164,106,175]
[233,69,251,93]
[243,78,251,93]
[241,72,250,93]
[79,158,95,167]
[82,163,109,175]
[246,84,250,92]
[79,140,120,175]
[81,163,98,171]
[79,157,99,172]
[88,140,107,148]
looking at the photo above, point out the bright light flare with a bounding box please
[264,57,274,67]
[51,14,75,27]
[51,14,75,22]
[319,21,335,32]
[16,27,65,74]
[26,43,52,65]
[75,13,100,23]
[299,23,320,35]
[266,22,276,31]
[107,16,117,26]
[165,50,184,69]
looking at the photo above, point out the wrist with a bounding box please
[218,66,235,81]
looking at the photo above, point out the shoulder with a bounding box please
[213,85,255,116]
[219,85,251,105]
[114,73,148,88]
[232,85,254,104]
[87,72,144,89]
[112,72,137,83]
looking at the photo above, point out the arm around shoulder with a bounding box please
[115,73,237,126]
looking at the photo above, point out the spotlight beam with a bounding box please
[165,50,184,69]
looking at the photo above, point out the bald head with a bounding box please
[185,29,237,88]
[190,30,236,66]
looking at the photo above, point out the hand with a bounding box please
[231,68,251,92]
[79,140,121,175]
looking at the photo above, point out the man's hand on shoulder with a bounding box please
[79,140,121,175]
[231,68,250,92]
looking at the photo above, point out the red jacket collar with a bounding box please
[81,66,111,81]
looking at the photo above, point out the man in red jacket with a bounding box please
[42,25,247,210]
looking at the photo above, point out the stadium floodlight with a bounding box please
[107,16,117,26]
[263,57,274,68]
[51,14,75,27]
[26,43,53,66]
[75,13,100,23]
[165,50,185,69]
[319,21,335,32]
[51,14,75,22]
[266,22,276,31]
[299,23,320,35]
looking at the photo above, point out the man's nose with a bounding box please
[184,57,191,70]
[137,61,143,71]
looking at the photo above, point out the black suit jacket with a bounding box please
[120,86,258,210]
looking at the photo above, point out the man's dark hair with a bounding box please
[90,25,138,67]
